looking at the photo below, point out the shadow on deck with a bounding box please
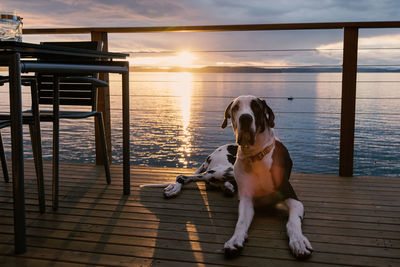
[0,161,399,266]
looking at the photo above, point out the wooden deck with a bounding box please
[0,161,399,266]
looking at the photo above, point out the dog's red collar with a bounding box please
[249,141,275,162]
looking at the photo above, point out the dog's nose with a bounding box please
[239,114,253,129]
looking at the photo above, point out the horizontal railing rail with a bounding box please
[20,21,400,177]
[22,21,400,34]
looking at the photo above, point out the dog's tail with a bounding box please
[139,183,172,188]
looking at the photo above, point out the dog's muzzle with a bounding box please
[237,114,255,147]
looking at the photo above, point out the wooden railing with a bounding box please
[22,21,400,177]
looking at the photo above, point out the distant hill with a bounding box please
[130,66,400,73]
[131,66,282,73]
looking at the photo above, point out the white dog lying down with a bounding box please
[142,95,313,259]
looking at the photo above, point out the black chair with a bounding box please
[0,77,11,182]
[0,121,10,182]
[0,77,46,213]
[35,41,111,210]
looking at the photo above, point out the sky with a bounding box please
[2,0,400,68]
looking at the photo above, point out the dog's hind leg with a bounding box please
[285,198,313,259]
[194,162,207,174]
[164,169,230,198]
[140,162,209,190]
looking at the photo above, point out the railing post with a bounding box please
[339,27,359,177]
[91,31,112,165]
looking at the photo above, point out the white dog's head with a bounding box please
[221,95,275,148]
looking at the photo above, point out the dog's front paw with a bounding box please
[224,235,246,258]
[163,182,182,198]
[289,234,313,259]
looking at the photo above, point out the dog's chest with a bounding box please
[234,156,277,197]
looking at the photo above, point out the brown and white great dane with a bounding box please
[142,95,313,259]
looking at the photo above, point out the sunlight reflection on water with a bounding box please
[174,72,193,167]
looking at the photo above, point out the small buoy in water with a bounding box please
[287,96,294,101]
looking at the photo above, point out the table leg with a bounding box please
[52,76,60,210]
[122,70,130,195]
[8,53,26,254]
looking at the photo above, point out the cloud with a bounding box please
[200,0,400,24]
[317,33,400,65]
[5,0,400,28]
[2,0,188,27]
[3,0,400,66]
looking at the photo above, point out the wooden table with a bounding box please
[0,41,131,254]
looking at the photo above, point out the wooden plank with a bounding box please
[0,255,89,267]
[1,162,400,266]
[2,180,400,210]
[1,217,399,266]
[2,215,400,256]
[2,203,400,247]
[339,27,359,177]
[3,185,400,214]
[2,212,399,251]
[2,206,400,250]
[23,160,400,186]
[3,190,399,222]
[5,178,400,207]
[2,204,400,245]
[18,178,400,197]
[2,228,398,267]
[7,160,400,190]
[2,203,399,241]
[2,187,399,214]
[22,21,400,35]
[0,242,156,267]
[2,179,400,215]
[90,31,112,166]
[122,67,130,195]
[6,177,400,199]
[19,160,398,184]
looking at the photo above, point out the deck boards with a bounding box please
[0,161,399,266]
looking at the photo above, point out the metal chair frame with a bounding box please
[0,41,111,211]
[37,41,111,210]
[0,78,46,213]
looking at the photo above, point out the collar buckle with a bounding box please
[250,141,275,162]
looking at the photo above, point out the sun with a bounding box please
[130,50,197,68]
[174,51,197,68]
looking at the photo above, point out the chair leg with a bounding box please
[96,113,111,184]
[29,124,46,213]
[29,79,46,213]
[0,131,9,183]
[52,76,60,211]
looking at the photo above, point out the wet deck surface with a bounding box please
[0,161,399,266]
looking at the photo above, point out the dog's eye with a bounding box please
[251,100,261,113]
[231,103,239,115]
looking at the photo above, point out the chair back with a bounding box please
[36,41,103,110]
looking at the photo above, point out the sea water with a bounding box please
[0,72,399,177]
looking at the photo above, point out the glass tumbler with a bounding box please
[0,12,23,41]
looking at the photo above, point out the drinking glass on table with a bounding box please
[0,12,23,41]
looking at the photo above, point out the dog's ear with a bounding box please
[221,100,233,129]
[260,98,275,128]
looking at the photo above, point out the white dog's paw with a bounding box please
[222,181,235,197]
[289,234,313,259]
[224,234,246,258]
[163,182,182,198]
